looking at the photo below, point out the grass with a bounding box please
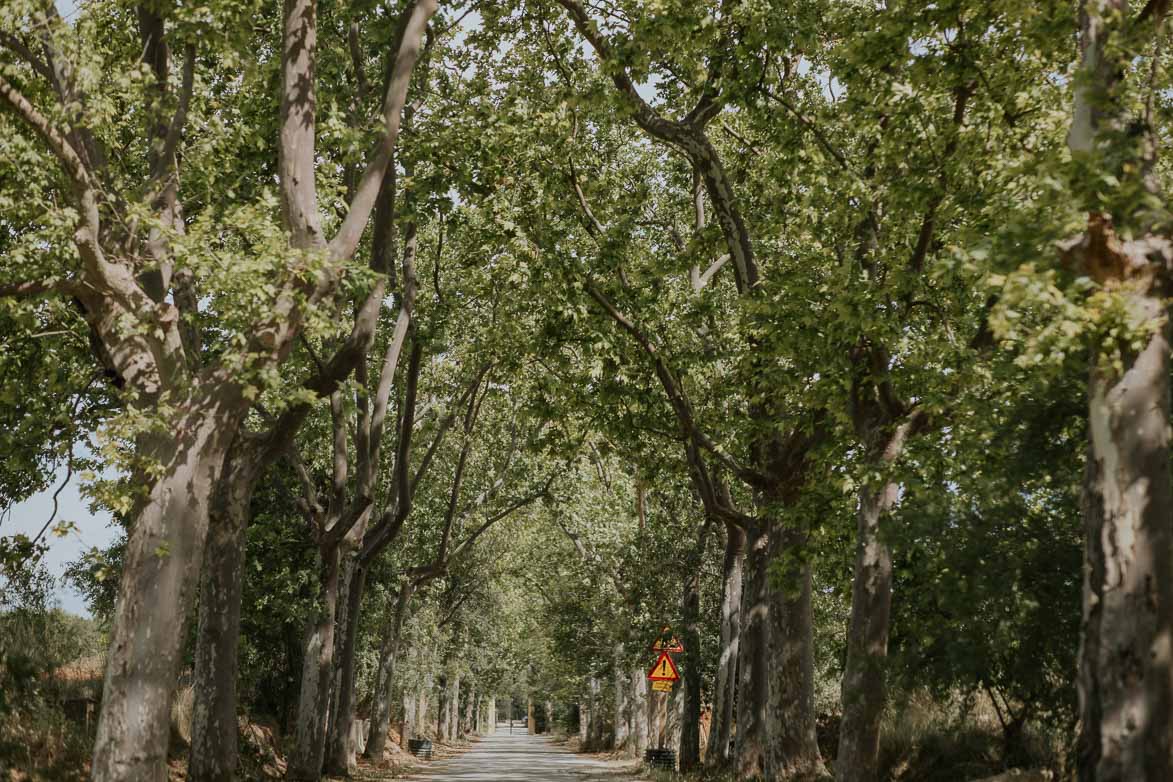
[628,690,1065,782]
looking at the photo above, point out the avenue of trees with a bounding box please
[2,0,1173,781]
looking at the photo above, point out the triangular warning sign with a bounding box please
[651,636,684,653]
[647,651,681,682]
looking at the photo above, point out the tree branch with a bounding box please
[328,0,439,261]
[286,443,324,535]
[409,363,491,494]
[435,371,491,565]
[0,278,81,299]
[0,74,94,198]
[348,20,369,107]
[0,33,54,82]
[583,281,766,488]
[150,43,195,187]
[322,495,373,548]
[447,476,554,563]
[568,159,606,238]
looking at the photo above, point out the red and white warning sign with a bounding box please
[647,651,681,683]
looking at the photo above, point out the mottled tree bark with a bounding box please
[1066,4,1173,779]
[651,689,668,749]
[463,687,476,736]
[679,525,707,772]
[765,523,827,779]
[325,561,365,775]
[579,700,589,743]
[587,678,602,746]
[706,522,744,767]
[836,483,897,782]
[287,546,343,781]
[448,674,461,741]
[92,396,243,781]
[365,580,415,756]
[735,526,769,777]
[437,675,451,740]
[418,674,432,736]
[630,666,648,755]
[673,681,686,757]
[613,643,630,749]
[401,691,415,747]
[188,444,258,782]
[1078,316,1173,781]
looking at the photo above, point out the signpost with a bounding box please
[645,626,682,765]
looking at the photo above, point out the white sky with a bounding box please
[4,469,115,617]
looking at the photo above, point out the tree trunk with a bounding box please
[671,680,685,758]
[587,678,601,746]
[651,689,667,749]
[417,675,431,738]
[765,523,827,779]
[437,676,450,740]
[1078,313,1173,781]
[526,695,535,736]
[365,580,414,757]
[324,557,352,761]
[188,446,257,782]
[325,560,366,775]
[579,700,589,744]
[735,525,769,777]
[463,686,476,737]
[837,483,897,782]
[401,691,415,748]
[287,544,343,781]
[91,397,242,781]
[706,522,744,767]
[630,665,648,755]
[680,562,704,772]
[613,643,630,749]
[448,674,461,741]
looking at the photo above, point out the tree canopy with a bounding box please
[3,1,1173,781]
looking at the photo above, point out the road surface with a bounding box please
[408,726,635,781]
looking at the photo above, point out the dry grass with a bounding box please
[875,691,1064,781]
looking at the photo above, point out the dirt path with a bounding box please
[401,727,639,782]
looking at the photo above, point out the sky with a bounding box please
[0,5,110,620]
[9,0,103,615]
[5,462,117,617]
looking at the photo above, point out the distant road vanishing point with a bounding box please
[405,727,637,782]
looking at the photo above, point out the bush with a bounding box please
[0,561,106,780]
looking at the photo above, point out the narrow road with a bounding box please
[408,725,636,781]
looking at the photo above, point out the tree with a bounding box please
[0,0,434,775]
[1063,2,1173,777]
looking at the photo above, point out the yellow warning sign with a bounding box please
[651,636,684,653]
[647,651,681,682]
[651,680,674,692]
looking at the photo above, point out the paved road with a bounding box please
[409,726,634,782]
